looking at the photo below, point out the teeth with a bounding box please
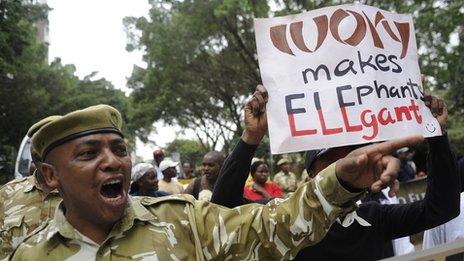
[104,194,122,201]
[104,180,121,186]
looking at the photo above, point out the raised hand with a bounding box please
[335,135,424,197]
[422,75,448,130]
[242,85,268,145]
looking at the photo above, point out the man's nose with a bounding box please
[101,149,122,172]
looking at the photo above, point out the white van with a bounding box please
[14,135,32,179]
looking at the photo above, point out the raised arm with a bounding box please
[380,96,461,239]
[211,85,268,207]
[380,134,459,239]
[197,164,363,260]
[198,135,424,259]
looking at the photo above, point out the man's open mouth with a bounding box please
[100,179,124,200]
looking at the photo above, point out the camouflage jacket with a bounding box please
[273,171,298,194]
[11,164,364,260]
[0,175,61,259]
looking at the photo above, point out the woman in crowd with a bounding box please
[244,160,283,203]
[129,163,170,197]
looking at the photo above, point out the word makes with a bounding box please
[302,50,402,84]
[270,8,410,58]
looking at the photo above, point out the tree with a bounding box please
[164,138,209,167]
[447,114,464,157]
[0,1,133,152]
[126,0,463,151]
[0,0,52,150]
[125,0,270,151]
[0,56,132,152]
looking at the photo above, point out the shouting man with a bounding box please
[12,104,421,260]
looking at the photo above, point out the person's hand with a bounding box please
[252,183,272,199]
[241,85,268,145]
[422,75,448,131]
[335,135,424,197]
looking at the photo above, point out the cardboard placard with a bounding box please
[254,3,441,154]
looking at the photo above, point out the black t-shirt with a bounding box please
[211,135,460,260]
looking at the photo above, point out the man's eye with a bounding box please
[115,146,128,156]
[78,150,97,159]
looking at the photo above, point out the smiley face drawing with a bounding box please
[426,123,437,133]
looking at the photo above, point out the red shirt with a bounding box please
[244,182,283,201]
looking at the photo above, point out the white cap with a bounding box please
[131,163,154,182]
[159,159,179,172]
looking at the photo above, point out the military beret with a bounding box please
[28,104,123,159]
[27,115,62,138]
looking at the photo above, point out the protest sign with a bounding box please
[254,3,441,154]
[396,176,427,204]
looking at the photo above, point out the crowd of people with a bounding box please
[127,141,436,207]
[0,85,462,260]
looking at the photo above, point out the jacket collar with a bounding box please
[48,196,156,242]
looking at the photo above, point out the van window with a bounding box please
[17,139,32,177]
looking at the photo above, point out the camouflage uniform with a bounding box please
[12,164,364,260]
[0,175,61,259]
[273,171,298,194]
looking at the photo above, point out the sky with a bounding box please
[47,0,196,161]
[47,0,148,92]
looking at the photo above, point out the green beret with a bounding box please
[27,115,63,138]
[28,104,123,159]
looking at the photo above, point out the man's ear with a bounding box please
[40,163,59,190]
[308,170,317,179]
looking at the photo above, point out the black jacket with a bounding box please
[211,135,460,260]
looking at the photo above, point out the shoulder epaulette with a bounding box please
[137,194,196,206]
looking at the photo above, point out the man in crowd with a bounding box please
[0,172,60,258]
[152,149,164,180]
[157,159,184,194]
[273,158,297,194]
[178,162,195,185]
[0,116,62,258]
[396,147,416,182]
[211,85,460,260]
[11,103,414,259]
[183,151,224,201]
[183,162,195,179]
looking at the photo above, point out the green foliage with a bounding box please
[447,114,464,157]
[1,0,52,149]
[255,135,271,160]
[0,0,48,72]
[164,138,209,167]
[126,0,463,151]
[0,57,132,152]
[0,1,133,153]
[125,0,270,150]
